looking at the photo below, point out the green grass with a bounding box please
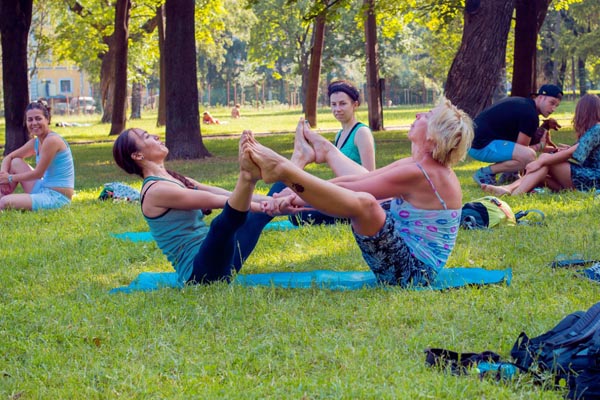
[0,103,449,146]
[1,100,579,146]
[1,103,598,399]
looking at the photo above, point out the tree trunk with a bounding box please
[164,0,210,159]
[304,4,326,127]
[109,0,131,136]
[540,10,561,84]
[511,0,551,97]
[99,44,115,123]
[445,0,514,117]
[577,56,586,95]
[130,81,142,119]
[363,0,382,131]
[156,5,166,127]
[557,58,567,89]
[299,52,310,113]
[0,0,32,154]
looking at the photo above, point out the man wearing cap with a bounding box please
[469,84,563,186]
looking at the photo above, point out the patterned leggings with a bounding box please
[353,213,437,287]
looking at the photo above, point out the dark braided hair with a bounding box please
[113,129,211,214]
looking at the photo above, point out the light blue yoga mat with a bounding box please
[109,267,512,294]
[110,220,298,243]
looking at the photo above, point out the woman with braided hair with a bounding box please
[113,128,275,285]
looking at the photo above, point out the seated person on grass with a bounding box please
[469,84,563,186]
[231,104,241,119]
[113,128,275,285]
[287,79,376,227]
[482,94,600,196]
[245,97,474,287]
[0,101,75,211]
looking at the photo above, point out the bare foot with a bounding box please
[244,138,292,184]
[290,118,315,168]
[239,130,261,182]
[481,183,512,197]
[303,127,331,164]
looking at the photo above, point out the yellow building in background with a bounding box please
[30,63,96,114]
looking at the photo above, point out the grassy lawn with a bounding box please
[1,101,598,398]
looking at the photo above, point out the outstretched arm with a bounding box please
[187,177,270,203]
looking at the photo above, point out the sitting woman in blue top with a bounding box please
[113,129,274,285]
[247,97,474,287]
[0,100,75,211]
[482,94,600,196]
[289,79,375,226]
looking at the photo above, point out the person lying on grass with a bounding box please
[481,94,600,196]
[0,100,75,211]
[113,128,274,285]
[244,97,474,287]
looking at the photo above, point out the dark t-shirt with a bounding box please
[471,97,539,149]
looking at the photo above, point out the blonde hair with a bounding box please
[427,97,474,167]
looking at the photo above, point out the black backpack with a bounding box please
[510,302,600,399]
[459,196,545,229]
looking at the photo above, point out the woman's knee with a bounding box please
[355,192,385,221]
[355,192,379,212]
[9,157,29,173]
[351,193,386,236]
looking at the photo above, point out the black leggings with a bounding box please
[187,183,282,283]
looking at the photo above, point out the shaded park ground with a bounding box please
[1,101,599,398]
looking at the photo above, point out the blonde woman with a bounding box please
[247,98,474,287]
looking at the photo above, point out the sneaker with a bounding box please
[498,172,520,185]
[473,168,496,185]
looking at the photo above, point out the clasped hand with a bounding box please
[261,192,308,216]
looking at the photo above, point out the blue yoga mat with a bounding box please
[109,267,512,294]
[110,220,298,243]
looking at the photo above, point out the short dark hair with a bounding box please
[327,80,360,105]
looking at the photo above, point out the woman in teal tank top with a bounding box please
[113,128,274,285]
[287,80,375,226]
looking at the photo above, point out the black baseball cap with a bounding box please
[534,84,563,99]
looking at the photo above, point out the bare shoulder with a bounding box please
[144,179,186,196]
[42,134,67,150]
[356,124,373,137]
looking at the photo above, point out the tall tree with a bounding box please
[54,1,160,123]
[363,0,382,130]
[248,0,312,109]
[156,4,166,127]
[445,0,514,117]
[0,0,32,154]
[511,0,552,97]
[109,0,131,136]
[304,1,327,127]
[164,0,210,159]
